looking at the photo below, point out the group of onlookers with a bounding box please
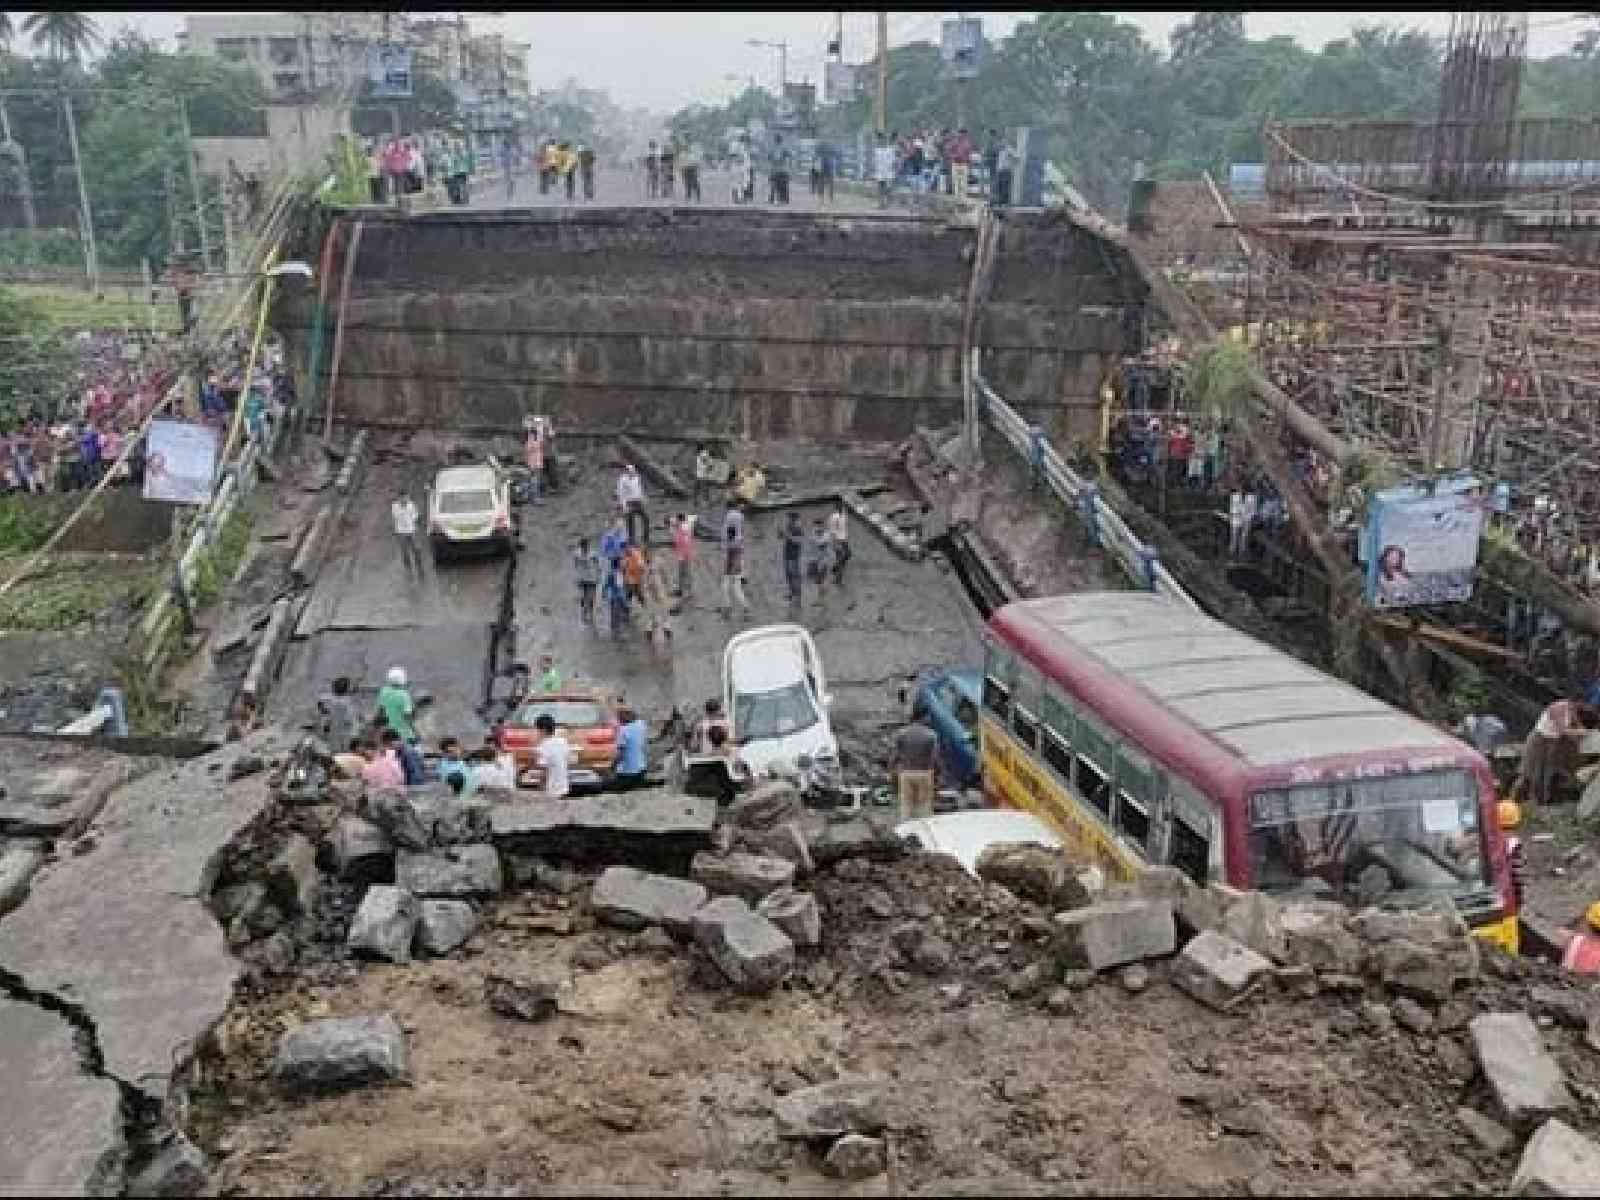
[872,126,1016,207]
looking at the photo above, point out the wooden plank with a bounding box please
[1371,615,1525,665]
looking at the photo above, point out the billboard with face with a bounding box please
[1364,483,1486,609]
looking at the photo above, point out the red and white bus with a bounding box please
[980,591,1519,953]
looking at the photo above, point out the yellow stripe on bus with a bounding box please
[980,717,1142,884]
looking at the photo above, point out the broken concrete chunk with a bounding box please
[127,1129,208,1197]
[824,1133,888,1180]
[331,816,395,885]
[395,845,503,898]
[0,840,45,918]
[1127,864,1217,934]
[1279,902,1364,976]
[975,841,1091,909]
[809,815,904,867]
[1172,929,1273,1011]
[590,866,709,938]
[1049,900,1175,972]
[727,780,804,829]
[758,887,822,948]
[692,895,795,994]
[1392,996,1433,1034]
[741,821,816,876]
[773,1078,890,1139]
[265,833,321,917]
[414,899,479,956]
[1470,1012,1573,1131]
[1510,1118,1600,1196]
[365,788,433,851]
[690,850,796,903]
[346,885,419,964]
[1219,891,1286,962]
[273,1014,409,1093]
[1375,938,1460,1004]
[490,792,717,870]
[485,973,559,1022]
[211,880,268,926]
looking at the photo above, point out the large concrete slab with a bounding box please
[491,791,717,872]
[0,997,126,1196]
[0,746,149,839]
[0,730,291,1106]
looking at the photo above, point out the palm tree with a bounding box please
[22,11,101,66]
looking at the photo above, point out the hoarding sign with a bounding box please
[143,419,220,505]
[941,17,984,79]
[367,44,413,100]
[1364,482,1486,609]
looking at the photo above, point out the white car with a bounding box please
[426,463,514,563]
[895,809,1063,876]
[722,624,840,790]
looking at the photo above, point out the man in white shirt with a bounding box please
[872,138,897,209]
[826,501,850,585]
[617,463,648,546]
[392,489,422,576]
[529,714,571,799]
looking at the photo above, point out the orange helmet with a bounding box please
[1496,799,1522,831]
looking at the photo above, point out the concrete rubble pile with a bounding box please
[191,751,1600,1193]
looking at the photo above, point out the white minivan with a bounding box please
[722,624,840,790]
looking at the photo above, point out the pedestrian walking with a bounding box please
[523,417,546,503]
[659,140,676,198]
[558,141,578,201]
[782,511,804,607]
[808,517,834,604]
[720,500,750,619]
[622,540,646,606]
[603,558,631,640]
[827,501,850,584]
[617,462,648,546]
[873,136,897,209]
[644,140,660,199]
[316,675,359,754]
[613,705,650,789]
[694,443,717,509]
[527,714,571,799]
[574,536,601,625]
[392,489,422,575]
[672,513,696,598]
[578,142,596,200]
[377,666,418,744]
[681,142,702,202]
[600,512,629,569]
[640,545,674,646]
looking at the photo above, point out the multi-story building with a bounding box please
[408,16,471,86]
[180,13,394,100]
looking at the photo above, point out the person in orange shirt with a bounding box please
[621,541,646,605]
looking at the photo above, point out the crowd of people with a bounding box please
[361,133,600,208]
[872,126,1015,208]
[0,327,292,498]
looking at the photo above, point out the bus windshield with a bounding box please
[1248,770,1491,905]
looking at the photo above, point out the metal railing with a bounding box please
[975,371,1200,613]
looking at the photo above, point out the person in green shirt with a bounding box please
[537,653,562,694]
[377,666,417,743]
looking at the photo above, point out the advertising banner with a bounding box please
[367,43,413,100]
[143,420,220,505]
[1364,482,1486,609]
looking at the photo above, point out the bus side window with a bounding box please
[1074,714,1114,818]
[1011,662,1041,752]
[1114,744,1155,852]
[982,640,1012,721]
[1167,778,1213,885]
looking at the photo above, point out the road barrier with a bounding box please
[975,372,1200,613]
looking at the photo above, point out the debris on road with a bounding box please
[272,1014,409,1093]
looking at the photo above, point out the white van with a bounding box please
[426,463,513,563]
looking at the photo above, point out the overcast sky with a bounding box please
[22,10,1594,113]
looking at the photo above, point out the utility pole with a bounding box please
[876,11,888,136]
[955,12,967,130]
[62,93,100,297]
[178,98,213,275]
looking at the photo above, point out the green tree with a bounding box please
[1169,11,1246,63]
[21,11,101,67]
[0,285,72,423]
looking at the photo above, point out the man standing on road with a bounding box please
[613,705,650,790]
[391,489,422,576]
[782,511,805,608]
[681,142,702,202]
[523,417,546,503]
[528,714,571,799]
[578,142,596,200]
[617,463,648,546]
[600,511,629,570]
[574,536,601,625]
[377,667,418,744]
[317,676,359,754]
[644,140,660,199]
[659,140,677,199]
[672,512,696,599]
[537,652,563,693]
[951,128,974,200]
[827,500,850,585]
[720,499,750,619]
[873,135,897,209]
[890,703,939,820]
